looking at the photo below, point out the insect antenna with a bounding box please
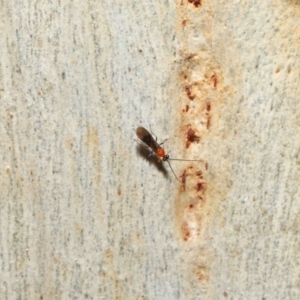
[165,159,182,183]
[168,158,200,162]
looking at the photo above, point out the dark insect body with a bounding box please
[136,126,199,182]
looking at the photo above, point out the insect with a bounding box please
[136,126,199,182]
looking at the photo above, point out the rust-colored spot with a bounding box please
[206,102,211,112]
[196,170,202,178]
[9,113,14,119]
[223,291,228,297]
[211,74,217,88]
[138,49,142,53]
[180,170,187,191]
[206,102,211,129]
[182,104,190,113]
[275,66,280,73]
[198,196,204,204]
[182,19,188,27]
[186,128,200,148]
[6,166,10,173]
[186,53,197,60]
[194,0,201,7]
[196,182,205,191]
[128,67,131,72]
[180,71,188,80]
[117,189,121,196]
[188,0,201,7]
[185,85,195,100]
[189,204,194,209]
[206,116,211,129]
[37,90,42,96]
[197,267,208,281]
[205,162,208,170]
[181,222,191,241]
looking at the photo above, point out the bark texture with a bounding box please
[1,0,300,299]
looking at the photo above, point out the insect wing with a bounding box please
[136,127,161,153]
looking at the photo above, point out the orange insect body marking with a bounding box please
[136,126,200,183]
[156,148,165,158]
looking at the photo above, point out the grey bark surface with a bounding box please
[1,0,300,299]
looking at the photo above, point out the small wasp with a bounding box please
[136,126,199,182]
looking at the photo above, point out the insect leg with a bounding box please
[159,139,168,145]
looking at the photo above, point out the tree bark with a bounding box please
[1,0,300,299]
